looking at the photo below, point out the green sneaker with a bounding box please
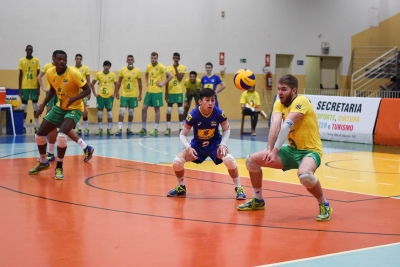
[55,168,64,180]
[28,161,50,175]
[316,202,333,221]
[76,128,82,135]
[34,126,39,133]
[235,187,246,199]
[237,197,265,211]
[115,129,122,136]
[96,129,103,135]
[149,129,159,136]
[126,128,134,135]
[107,129,114,136]
[165,128,171,136]
[84,128,89,136]
[137,128,147,135]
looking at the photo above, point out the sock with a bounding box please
[76,122,81,129]
[253,187,263,199]
[128,122,132,129]
[77,138,88,149]
[84,120,89,128]
[34,118,39,127]
[40,154,47,163]
[179,121,184,129]
[118,122,122,129]
[56,160,63,169]
[232,177,241,187]
[99,122,102,129]
[317,194,328,204]
[154,124,159,130]
[166,121,171,128]
[23,119,26,127]
[108,123,112,129]
[48,143,55,154]
[177,176,185,186]
[142,122,146,129]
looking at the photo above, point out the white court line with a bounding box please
[350,179,364,182]
[329,152,400,162]
[324,176,338,178]
[378,183,392,186]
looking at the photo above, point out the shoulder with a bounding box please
[120,66,126,72]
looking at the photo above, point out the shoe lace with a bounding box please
[319,204,326,215]
[174,185,184,192]
[55,168,62,175]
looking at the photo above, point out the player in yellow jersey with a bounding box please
[73,54,91,136]
[91,60,117,136]
[239,86,262,136]
[165,53,186,136]
[28,50,93,180]
[137,52,173,136]
[18,45,41,133]
[183,71,201,118]
[237,74,332,221]
[114,55,142,136]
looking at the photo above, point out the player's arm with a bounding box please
[179,123,198,158]
[112,81,117,98]
[37,71,48,93]
[216,81,226,94]
[18,70,23,96]
[145,72,149,87]
[271,111,304,152]
[36,69,40,92]
[174,66,185,82]
[66,82,92,108]
[218,120,230,156]
[85,74,91,99]
[138,78,143,101]
[114,77,122,99]
[165,82,169,102]
[36,85,56,117]
[90,80,98,97]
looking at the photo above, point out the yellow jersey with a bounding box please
[240,91,261,108]
[41,62,55,88]
[167,64,186,94]
[19,56,41,89]
[184,78,201,95]
[94,71,117,98]
[146,63,167,93]
[72,65,90,82]
[119,66,141,97]
[273,95,323,157]
[46,66,86,112]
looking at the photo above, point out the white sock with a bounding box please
[128,122,132,128]
[23,119,26,126]
[34,118,39,127]
[179,121,184,129]
[77,138,88,149]
[99,122,102,129]
[317,194,328,204]
[48,143,55,154]
[177,176,185,186]
[108,123,112,129]
[154,123,159,130]
[118,122,122,129]
[84,120,89,128]
[142,122,146,129]
[166,121,171,128]
[232,177,241,187]
[253,188,263,199]
[58,157,64,162]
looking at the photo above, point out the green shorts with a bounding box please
[143,92,163,107]
[167,93,184,104]
[97,96,114,110]
[44,105,83,128]
[278,146,321,171]
[46,93,58,107]
[21,89,39,102]
[186,94,198,105]
[120,96,138,108]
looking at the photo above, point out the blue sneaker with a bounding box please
[235,187,246,199]
[316,202,333,221]
[237,197,265,210]
[84,145,94,162]
[167,185,186,197]
[115,129,122,136]
[28,161,51,175]
[37,152,55,162]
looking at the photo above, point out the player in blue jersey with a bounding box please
[200,62,226,108]
[167,89,246,199]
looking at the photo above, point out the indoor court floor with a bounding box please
[0,121,399,267]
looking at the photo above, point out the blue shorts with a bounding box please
[191,142,223,165]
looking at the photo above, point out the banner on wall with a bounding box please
[305,95,381,144]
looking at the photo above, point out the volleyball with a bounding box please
[233,69,256,90]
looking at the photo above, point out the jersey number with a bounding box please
[127,84,131,90]
[173,80,178,86]
[150,79,154,86]
[102,88,107,94]
[26,73,33,80]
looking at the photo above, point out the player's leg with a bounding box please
[96,96,105,135]
[66,129,94,163]
[20,90,29,133]
[177,99,184,132]
[126,97,137,135]
[83,112,89,136]
[116,100,126,136]
[46,128,57,161]
[184,94,192,118]
[106,97,114,135]
[165,103,173,136]
[251,111,259,136]
[149,92,162,136]
[137,93,151,135]
[31,90,40,133]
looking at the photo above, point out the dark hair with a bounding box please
[103,60,112,67]
[151,52,158,57]
[278,74,298,90]
[205,62,213,68]
[173,52,180,58]
[26,45,33,49]
[75,54,83,59]
[189,71,197,76]
[199,89,216,99]
[127,55,134,59]
[54,50,67,57]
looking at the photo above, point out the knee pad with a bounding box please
[119,107,126,116]
[35,134,47,145]
[246,155,261,172]
[167,107,172,114]
[178,106,184,115]
[173,156,186,172]
[32,102,38,111]
[128,108,134,116]
[97,110,103,119]
[298,172,318,188]
[222,154,237,170]
[22,104,27,113]
[107,111,112,119]
[57,133,68,148]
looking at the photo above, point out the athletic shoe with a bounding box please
[84,145,94,162]
[167,185,186,197]
[96,129,103,135]
[316,202,333,221]
[107,129,114,136]
[126,128,134,135]
[179,128,183,133]
[55,168,64,180]
[115,129,122,136]
[251,131,257,136]
[34,126,39,133]
[28,161,50,175]
[149,129,158,136]
[137,128,147,135]
[165,128,171,136]
[23,127,26,133]
[260,110,267,119]
[36,152,56,162]
[84,128,89,136]
[76,128,82,135]
[235,187,246,199]
[237,197,265,211]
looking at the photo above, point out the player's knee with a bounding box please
[128,108,134,116]
[35,134,47,145]
[97,111,103,119]
[178,106,184,115]
[246,155,261,172]
[222,154,237,170]
[167,107,172,114]
[119,107,126,116]
[107,111,112,119]
[173,156,186,172]
[57,133,68,148]
[32,103,38,111]
[298,172,318,188]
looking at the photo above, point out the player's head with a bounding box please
[189,71,197,83]
[127,55,134,67]
[205,62,213,75]
[151,52,158,64]
[198,89,216,112]
[53,50,68,69]
[103,60,112,72]
[248,85,256,92]
[173,52,180,64]
[75,54,83,65]
[277,74,298,105]
[25,45,33,57]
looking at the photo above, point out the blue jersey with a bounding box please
[201,74,223,107]
[186,106,227,148]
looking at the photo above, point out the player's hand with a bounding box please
[262,149,272,161]
[95,93,99,98]
[66,96,76,108]
[115,93,119,100]
[186,147,198,159]
[164,94,168,102]
[184,102,188,108]
[265,149,279,164]
[138,95,142,101]
[35,103,44,118]
[218,144,229,157]
[156,81,164,87]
